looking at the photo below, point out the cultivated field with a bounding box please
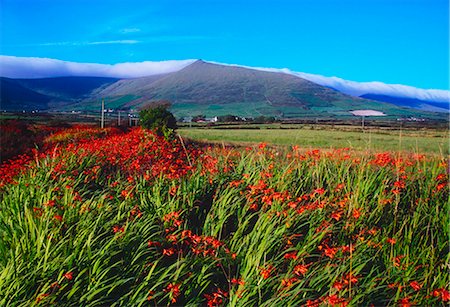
[0,122,448,306]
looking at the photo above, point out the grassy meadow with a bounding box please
[0,122,448,306]
[179,126,449,155]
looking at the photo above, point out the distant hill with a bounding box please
[0,76,118,111]
[0,61,447,119]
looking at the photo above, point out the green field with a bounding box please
[179,127,449,155]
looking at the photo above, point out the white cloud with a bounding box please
[0,55,448,104]
[120,28,141,34]
[0,55,196,79]
[37,40,140,46]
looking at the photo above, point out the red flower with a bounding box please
[64,271,73,280]
[293,264,308,276]
[112,225,125,233]
[333,281,345,291]
[387,238,396,245]
[260,265,274,279]
[164,283,181,303]
[284,252,298,260]
[54,215,63,222]
[409,281,421,291]
[432,288,450,302]
[397,297,412,307]
[231,278,245,286]
[352,209,361,219]
[162,248,176,256]
[331,211,342,221]
[314,188,325,195]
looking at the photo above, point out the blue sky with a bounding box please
[1,0,448,89]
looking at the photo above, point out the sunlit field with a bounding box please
[0,122,448,306]
[178,127,449,155]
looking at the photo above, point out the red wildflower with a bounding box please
[54,215,63,222]
[112,225,125,233]
[284,252,298,260]
[204,288,228,307]
[164,282,181,303]
[35,293,49,303]
[352,209,361,219]
[281,277,298,288]
[63,271,73,280]
[324,294,348,306]
[231,278,245,286]
[260,265,274,279]
[314,188,325,195]
[322,246,339,259]
[410,281,421,291]
[162,248,176,256]
[293,264,308,276]
[147,240,161,247]
[331,211,343,221]
[333,281,345,291]
[387,238,397,245]
[44,200,56,207]
[397,297,412,307]
[147,290,155,301]
[393,255,405,268]
[432,288,450,302]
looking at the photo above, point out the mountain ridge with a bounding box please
[0,60,447,119]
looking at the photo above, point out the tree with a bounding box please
[139,105,177,136]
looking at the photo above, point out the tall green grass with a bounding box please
[0,135,448,306]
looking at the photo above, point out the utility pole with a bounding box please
[361,115,365,131]
[101,99,105,129]
[118,110,121,126]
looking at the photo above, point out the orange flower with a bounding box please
[333,281,345,291]
[231,278,245,286]
[387,238,396,245]
[54,215,63,222]
[284,252,298,260]
[164,283,181,303]
[64,271,73,280]
[293,264,308,276]
[397,297,412,307]
[432,288,450,302]
[410,281,421,291]
[260,265,274,279]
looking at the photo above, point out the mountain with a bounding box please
[0,76,118,110]
[360,94,449,113]
[0,60,446,119]
[88,60,442,118]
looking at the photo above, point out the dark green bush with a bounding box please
[139,105,177,136]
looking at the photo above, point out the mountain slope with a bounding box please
[0,77,53,110]
[1,76,118,111]
[92,60,413,118]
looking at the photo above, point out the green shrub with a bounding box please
[139,105,177,136]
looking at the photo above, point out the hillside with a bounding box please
[0,76,118,111]
[88,60,428,118]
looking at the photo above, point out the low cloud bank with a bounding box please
[0,55,195,79]
[0,55,448,103]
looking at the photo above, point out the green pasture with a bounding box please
[179,127,449,155]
